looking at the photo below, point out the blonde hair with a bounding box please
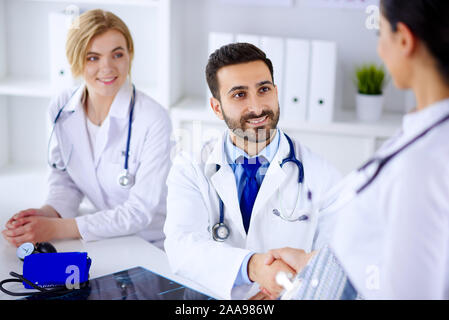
[66,9,134,78]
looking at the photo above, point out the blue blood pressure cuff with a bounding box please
[23,252,91,289]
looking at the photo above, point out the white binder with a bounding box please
[235,34,260,47]
[49,12,76,94]
[260,36,285,106]
[282,38,311,123]
[307,40,338,123]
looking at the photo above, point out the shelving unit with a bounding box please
[0,0,173,171]
[0,0,407,209]
[170,97,402,174]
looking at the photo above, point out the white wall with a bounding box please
[0,0,7,167]
[4,0,159,87]
[0,0,5,79]
[0,97,7,167]
[8,96,48,166]
[179,0,406,113]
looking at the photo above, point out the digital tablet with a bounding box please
[24,266,214,300]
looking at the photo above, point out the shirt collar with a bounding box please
[62,79,133,120]
[224,129,280,165]
[402,98,449,138]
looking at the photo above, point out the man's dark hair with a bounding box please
[205,42,274,101]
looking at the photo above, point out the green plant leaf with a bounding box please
[354,64,386,95]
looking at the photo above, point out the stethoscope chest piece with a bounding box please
[212,223,230,242]
[118,171,135,189]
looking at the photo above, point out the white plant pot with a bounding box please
[356,93,384,122]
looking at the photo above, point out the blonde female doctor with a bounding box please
[2,10,172,249]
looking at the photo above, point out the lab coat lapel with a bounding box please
[94,82,132,168]
[93,118,110,168]
[251,131,290,219]
[60,100,106,207]
[206,133,247,239]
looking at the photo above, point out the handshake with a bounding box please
[247,248,317,300]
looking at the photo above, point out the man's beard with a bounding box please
[221,103,280,143]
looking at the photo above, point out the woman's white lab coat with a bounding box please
[164,130,342,299]
[46,82,172,248]
[331,99,449,299]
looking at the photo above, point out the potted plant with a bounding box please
[354,64,386,122]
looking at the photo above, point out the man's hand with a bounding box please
[264,247,318,274]
[248,253,296,299]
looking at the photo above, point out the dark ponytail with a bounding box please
[381,0,449,85]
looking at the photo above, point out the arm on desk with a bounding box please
[2,207,81,247]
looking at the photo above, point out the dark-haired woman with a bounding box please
[264,0,449,299]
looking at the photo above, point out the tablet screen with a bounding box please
[24,266,214,300]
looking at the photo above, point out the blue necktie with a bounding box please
[240,157,262,234]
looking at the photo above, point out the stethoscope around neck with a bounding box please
[47,84,137,189]
[211,133,306,242]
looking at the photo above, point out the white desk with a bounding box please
[0,170,223,300]
[0,235,223,300]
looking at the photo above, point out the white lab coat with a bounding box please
[164,129,342,299]
[331,98,449,299]
[45,82,173,248]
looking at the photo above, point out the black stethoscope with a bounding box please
[47,84,136,189]
[212,133,305,242]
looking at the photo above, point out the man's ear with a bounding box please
[396,22,417,58]
[210,97,224,120]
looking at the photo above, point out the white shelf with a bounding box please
[0,163,48,177]
[0,76,159,101]
[24,0,161,7]
[0,77,54,98]
[170,97,403,138]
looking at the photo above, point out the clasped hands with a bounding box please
[247,248,317,300]
[1,206,78,247]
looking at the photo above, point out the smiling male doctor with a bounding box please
[164,43,342,299]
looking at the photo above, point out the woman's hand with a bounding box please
[264,247,318,274]
[4,206,60,230]
[2,207,80,247]
[2,216,61,247]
